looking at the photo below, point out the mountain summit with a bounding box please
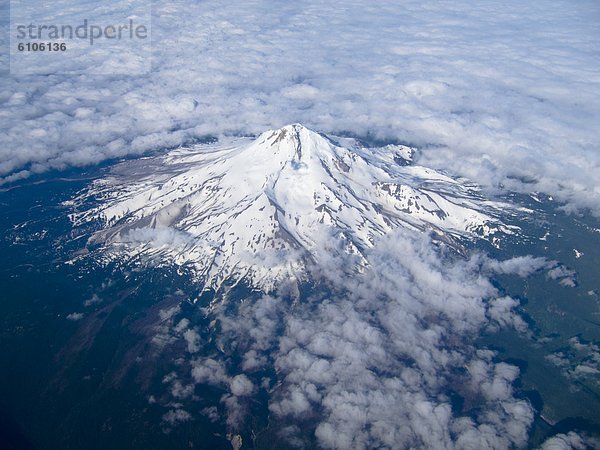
[71,124,519,291]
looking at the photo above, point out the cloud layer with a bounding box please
[149,229,545,449]
[1,0,599,214]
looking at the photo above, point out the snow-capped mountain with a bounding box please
[70,124,520,291]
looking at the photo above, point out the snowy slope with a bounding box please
[70,124,521,291]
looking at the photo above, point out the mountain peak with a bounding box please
[251,124,327,164]
[268,123,311,137]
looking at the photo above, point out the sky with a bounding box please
[1,0,599,215]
